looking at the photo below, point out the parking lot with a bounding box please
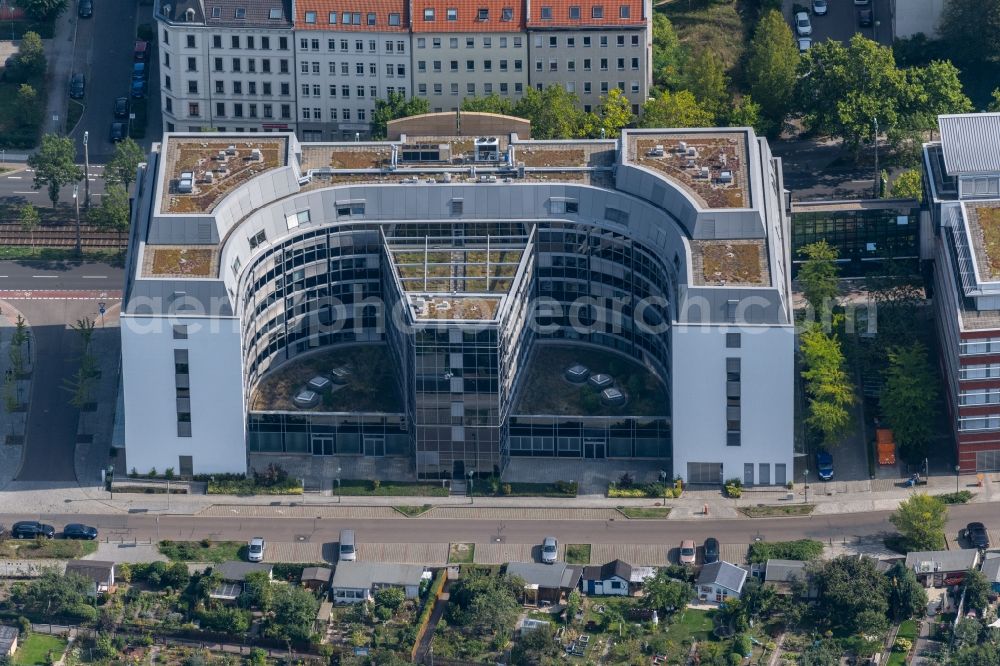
[783,0,893,49]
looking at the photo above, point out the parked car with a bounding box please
[854,0,869,5]
[133,40,149,61]
[113,96,128,119]
[131,62,147,81]
[130,79,146,98]
[703,537,720,564]
[795,11,812,36]
[857,8,873,26]
[962,522,990,549]
[541,536,558,564]
[63,523,98,540]
[110,122,126,142]
[339,529,356,562]
[69,73,85,99]
[816,451,834,481]
[812,0,827,15]
[11,521,55,539]
[679,539,696,565]
[78,0,92,18]
[798,37,812,53]
[247,537,265,562]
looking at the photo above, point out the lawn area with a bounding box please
[448,543,475,564]
[14,634,67,666]
[0,539,97,559]
[158,540,245,563]
[663,608,715,646]
[739,504,815,518]
[565,544,592,564]
[394,504,433,517]
[658,0,749,75]
[618,506,672,519]
[887,619,919,666]
[337,480,449,497]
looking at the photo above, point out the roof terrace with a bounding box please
[965,202,1000,281]
[141,245,219,278]
[391,248,524,293]
[160,137,288,214]
[691,240,769,286]
[408,295,502,321]
[628,132,750,209]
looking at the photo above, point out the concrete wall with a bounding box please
[121,314,246,474]
[388,112,530,139]
[893,0,946,38]
[670,323,794,484]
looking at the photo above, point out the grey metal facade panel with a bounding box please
[678,286,784,326]
[940,114,1000,175]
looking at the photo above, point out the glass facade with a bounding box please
[792,207,919,277]
[248,412,410,456]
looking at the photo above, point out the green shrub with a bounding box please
[501,483,512,496]
[164,467,175,479]
[725,483,742,498]
[934,490,974,504]
[748,539,824,563]
[371,479,381,491]
[894,637,912,653]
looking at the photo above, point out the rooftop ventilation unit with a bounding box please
[226,145,237,155]
[676,141,687,153]
[474,136,500,162]
[718,170,733,184]
[177,171,194,193]
[648,145,665,157]
[250,148,262,161]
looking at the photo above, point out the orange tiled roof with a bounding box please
[526,0,645,27]
[410,0,525,32]
[296,0,409,30]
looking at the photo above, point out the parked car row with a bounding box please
[0,521,98,539]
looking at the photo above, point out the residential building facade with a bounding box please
[525,0,650,114]
[925,113,1000,473]
[295,0,411,140]
[156,0,297,133]
[411,0,529,110]
[119,117,793,486]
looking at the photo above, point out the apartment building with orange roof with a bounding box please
[410,0,529,110]
[295,0,411,139]
[525,0,651,114]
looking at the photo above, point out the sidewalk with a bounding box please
[0,469,992,520]
[0,299,31,487]
[43,4,79,136]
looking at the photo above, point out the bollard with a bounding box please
[704,503,709,516]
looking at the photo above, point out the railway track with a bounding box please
[0,223,125,248]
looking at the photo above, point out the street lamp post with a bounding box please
[872,117,880,199]
[803,470,809,504]
[336,466,342,503]
[72,184,81,254]
[468,468,475,505]
[83,131,90,209]
[956,464,961,492]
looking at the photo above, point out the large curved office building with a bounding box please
[121,115,794,486]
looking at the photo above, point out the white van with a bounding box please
[339,529,357,561]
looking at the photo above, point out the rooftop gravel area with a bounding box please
[692,240,768,286]
[630,133,750,209]
[143,246,218,277]
[966,202,1000,280]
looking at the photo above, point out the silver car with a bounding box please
[247,537,265,562]
[541,536,558,564]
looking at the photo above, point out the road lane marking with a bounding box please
[12,191,39,195]
[31,275,57,279]
[82,275,107,279]
[6,176,22,179]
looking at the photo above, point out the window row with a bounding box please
[302,107,367,121]
[533,33,640,48]
[301,61,406,77]
[169,55,293,74]
[533,56,640,72]
[416,35,523,49]
[301,83,403,100]
[418,81,524,96]
[303,10,403,26]
[423,6,514,21]
[300,38,407,54]
[536,4,633,19]
[173,100,292,120]
[170,32,289,50]
[417,59,522,73]
[960,338,1000,356]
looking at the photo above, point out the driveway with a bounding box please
[69,0,140,163]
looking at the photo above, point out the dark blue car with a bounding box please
[63,523,98,540]
[130,79,146,98]
[816,451,834,481]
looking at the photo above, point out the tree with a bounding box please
[15,84,40,128]
[10,571,99,621]
[889,493,947,551]
[264,584,319,642]
[19,203,39,248]
[939,0,1000,64]
[726,95,763,134]
[89,183,130,245]
[162,561,191,589]
[641,90,714,128]
[902,60,973,132]
[881,342,939,461]
[27,134,83,209]
[798,241,840,315]
[509,624,560,666]
[564,589,582,625]
[589,88,633,138]
[461,94,515,116]
[990,88,1000,112]
[746,10,799,132]
[513,86,585,139]
[370,92,430,140]
[884,561,927,622]
[682,50,729,120]
[808,556,889,635]
[651,13,684,91]
[8,31,46,82]
[240,570,273,610]
[447,571,522,636]
[800,326,855,446]
[889,169,923,201]
[374,586,405,612]
[105,137,145,191]
[797,35,911,152]
[640,569,693,614]
[964,568,991,617]
[14,0,66,22]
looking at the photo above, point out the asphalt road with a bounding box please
[1,165,107,210]
[784,0,892,48]
[0,260,124,291]
[0,503,994,546]
[69,0,141,163]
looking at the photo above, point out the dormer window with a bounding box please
[268,7,281,18]
[540,6,552,18]
[501,6,513,20]
[591,5,603,17]
[619,4,629,17]
[477,7,489,20]
[569,5,580,18]
[304,10,316,22]
[211,6,221,17]
[424,8,435,20]
[446,8,457,20]
[234,7,246,18]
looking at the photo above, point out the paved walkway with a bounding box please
[43,1,80,136]
[0,299,32,487]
